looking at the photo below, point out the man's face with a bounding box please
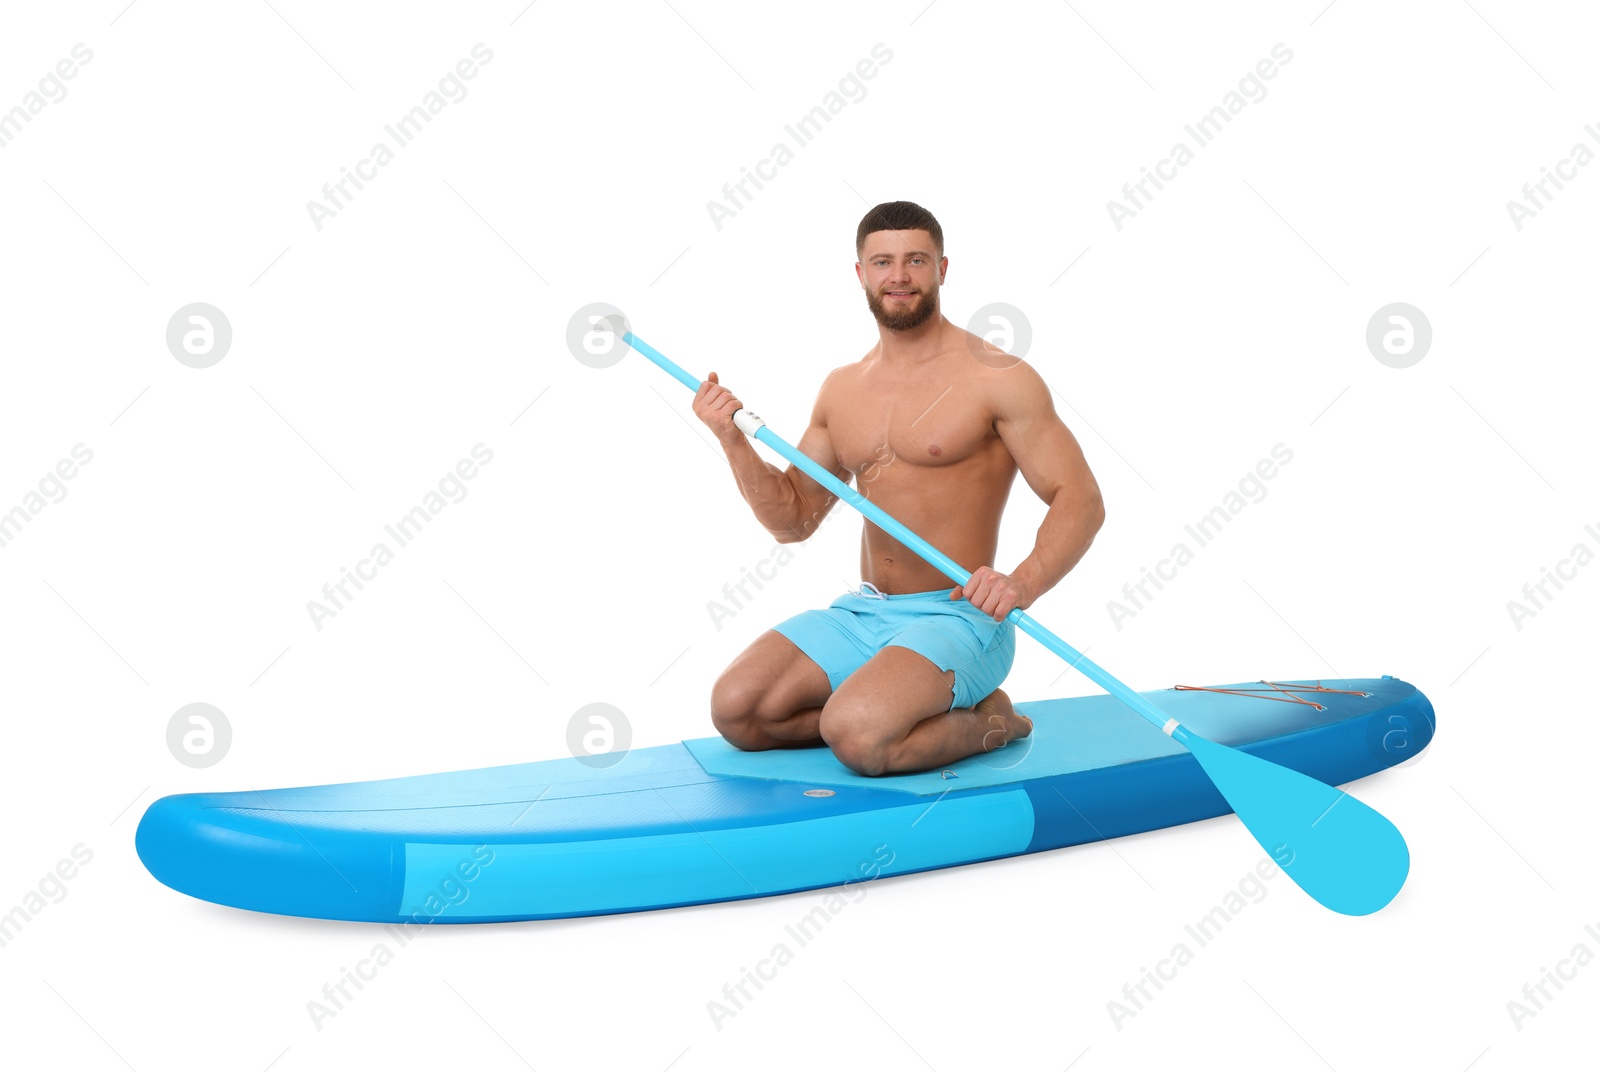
[857,229,945,331]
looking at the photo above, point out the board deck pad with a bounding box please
[135,677,1434,923]
[685,678,1407,795]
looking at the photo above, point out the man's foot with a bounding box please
[974,688,1032,753]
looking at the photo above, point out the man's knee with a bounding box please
[819,702,891,776]
[832,739,891,777]
[710,672,769,750]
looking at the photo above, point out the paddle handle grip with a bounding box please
[624,330,1176,735]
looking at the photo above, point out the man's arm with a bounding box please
[693,370,850,543]
[959,361,1106,619]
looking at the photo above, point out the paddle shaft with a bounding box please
[623,331,1191,742]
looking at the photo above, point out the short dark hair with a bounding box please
[856,201,943,261]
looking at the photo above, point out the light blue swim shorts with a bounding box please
[772,582,1017,711]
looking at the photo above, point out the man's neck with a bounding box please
[874,314,950,366]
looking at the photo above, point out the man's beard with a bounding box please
[864,285,939,331]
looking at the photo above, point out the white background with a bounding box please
[1,1,1595,1069]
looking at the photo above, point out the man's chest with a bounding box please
[830,381,996,475]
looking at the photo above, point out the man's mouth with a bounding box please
[885,290,917,300]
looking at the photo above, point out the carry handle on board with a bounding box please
[610,323,1410,916]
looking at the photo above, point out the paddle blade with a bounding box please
[1178,730,1409,915]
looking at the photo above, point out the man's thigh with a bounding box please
[884,608,1016,712]
[769,596,877,694]
[818,645,957,748]
[717,629,834,716]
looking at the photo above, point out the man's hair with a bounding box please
[855,201,943,261]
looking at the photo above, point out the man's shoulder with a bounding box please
[814,359,868,405]
[806,364,845,426]
[951,337,1044,395]
[956,349,1053,431]
[950,326,1034,375]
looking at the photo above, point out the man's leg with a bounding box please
[710,630,835,750]
[818,647,1032,776]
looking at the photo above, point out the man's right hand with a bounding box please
[694,371,746,447]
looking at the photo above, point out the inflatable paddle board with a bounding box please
[135,677,1432,924]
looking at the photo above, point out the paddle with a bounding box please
[607,323,1409,916]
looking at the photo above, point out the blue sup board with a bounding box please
[135,677,1433,923]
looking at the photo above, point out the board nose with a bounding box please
[135,791,402,923]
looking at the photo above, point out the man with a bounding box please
[694,201,1105,776]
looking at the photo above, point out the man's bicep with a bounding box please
[996,368,1101,506]
[789,414,847,476]
[785,415,850,505]
[777,383,852,535]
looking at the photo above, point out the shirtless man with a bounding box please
[694,201,1105,776]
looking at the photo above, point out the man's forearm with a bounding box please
[1011,490,1106,605]
[721,435,825,542]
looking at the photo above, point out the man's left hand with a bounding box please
[951,566,1033,622]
